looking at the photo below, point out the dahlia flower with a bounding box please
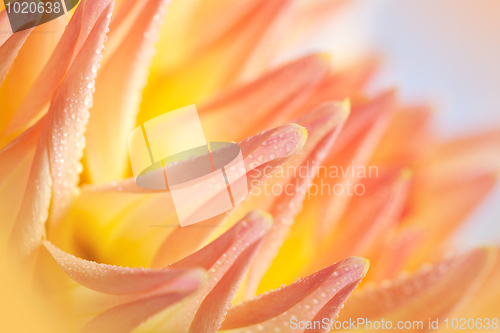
[0,0,499,332]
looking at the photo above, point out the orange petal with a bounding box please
[84,0,170,184]
[316,91,397,237]
[0,29,32,86]
[338,248,496,324]
[304,280,362,333]
[221,257,369,331]
[4,8,84,137]
[0,16,65,137]
[295,56,379,117]
[310,169,412,273]
[3,0,114,139]
[403,171,498,268]
[371,106,432,167]
[46,2,114,224]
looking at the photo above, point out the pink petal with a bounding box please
[189,239,264,333]
[304,280,362,333]
[221,256,369,331]
[0,16,66,140]
[44,241,199,295]
[47,2,114,224]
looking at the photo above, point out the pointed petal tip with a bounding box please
[281,123,308,154]
[247,209,274,230]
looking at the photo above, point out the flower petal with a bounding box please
[140,0,298,117]
[0,29,32,86]
[44,241,200,295]
[8,2,114,264]
[316,91,397,237]
[52,123,305,269]
[220,257,369,331]
[403,170,498,268]
[244,101,350,296]
[307,169,412,275]
[4,0,116,138]
[458,248,500,318]
[141,211,271,333]
[0,16,65,139]
[84,0,171,184]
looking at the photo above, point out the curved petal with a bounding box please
[4,0,117,138]
[0,15,66,140]
[8,2,114,264]
[44,241,200,295]
[4,8,84,137]
[221,257,369,332]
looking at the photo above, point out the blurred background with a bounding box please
[288,0,500,248]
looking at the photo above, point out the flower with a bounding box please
[0,0,499,332]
